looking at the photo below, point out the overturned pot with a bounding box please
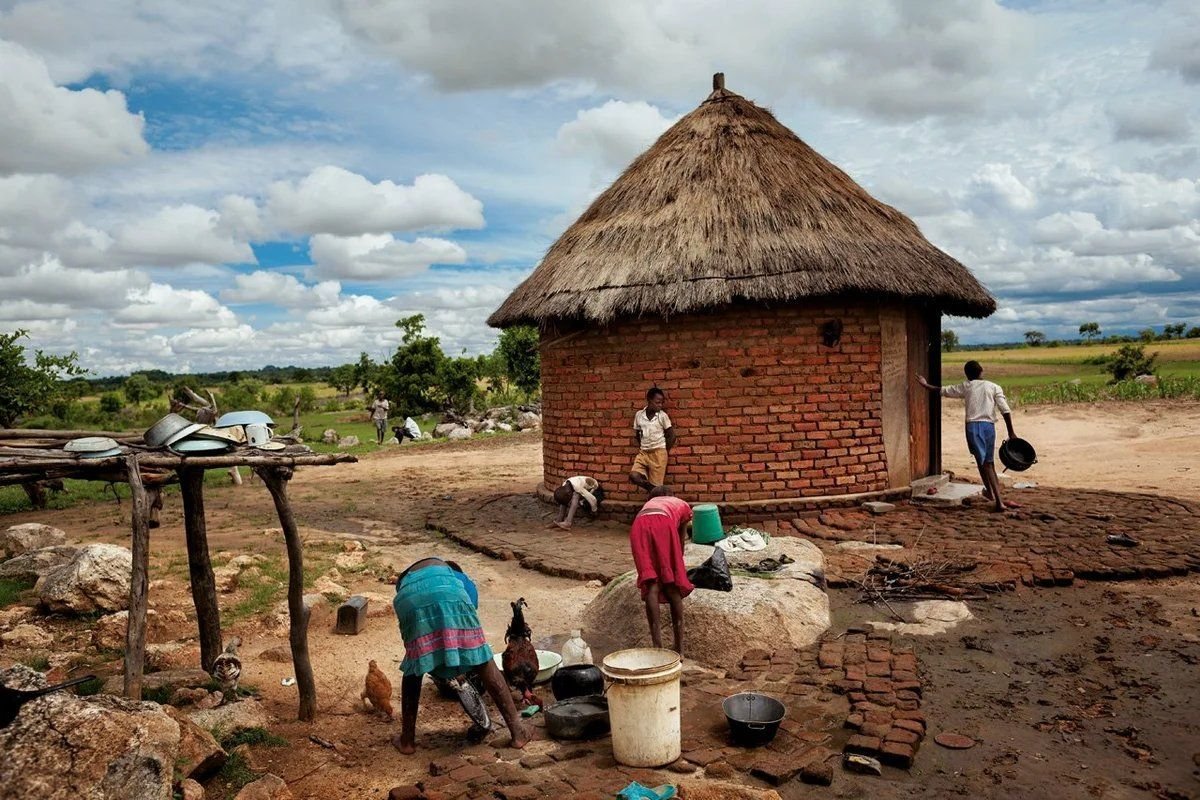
[551,664,603,701]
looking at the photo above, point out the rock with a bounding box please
[0,605,34,630]
[388,787,424,800]
[677,780,783,800]
[583,538,829,670]
[189,698,272,738]
[235,773,293,800]
[2,523,67,558]
[314,575,350,597]
[321,429,338,444]
[496,422,513,432]
[334,550,365,570]
[92,609,186,652]
[0,675,180,800]
[870,600,973,636]
[337,435,360,448]
[195,691,224,710]
[213,565,241,593]
[0,623,53,648]
[421,432,433,440]
[146,642,202,671]
[267,594,327,635]
[447,427,472,441]
[586,579,603,589]
[433,423,459,438]
[515,411,541,430]
[800,760,834,786]
[38,543,132,614]
[0,545,78,583]
[165,705,228,780]
[934,732,976,749]
[171,687,211,707]
[861,502,895,515]
[259,645,293,663]
[1134,374,1158,386]
[358,591,396,618]
[386,437,399,444]
[181,778,206,800]
[103,668,211,697]
[342,540,364,552]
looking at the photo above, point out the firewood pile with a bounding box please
[855,554,993,602]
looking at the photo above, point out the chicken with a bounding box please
[211,637,242,703]
[361,660,394,720]
[501,598,542,709]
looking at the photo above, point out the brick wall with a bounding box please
[540,303,889,506]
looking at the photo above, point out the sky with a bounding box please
[1,0,1198,376]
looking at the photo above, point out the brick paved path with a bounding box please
[427,487,1200,589]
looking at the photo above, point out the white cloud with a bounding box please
[113,204,256,266]
[0,256,148,308]
[113,283,239,328]
[1107,99,1192,142]
[308,233,466,281]
[0,298,73,321]
[266,166,484,236]
[1031,211,1103,245]
[1149,2,1200,85]
[0,40,147,175]
[557,100,678,172]
[221,271,342,308]
[169,324,257,354]
[304,293,400,327]
[967,163,1037,212]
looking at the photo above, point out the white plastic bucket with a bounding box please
[600,648,683,767]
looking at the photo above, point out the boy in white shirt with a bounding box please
[918,360,1018,512]
[629,387,676,492]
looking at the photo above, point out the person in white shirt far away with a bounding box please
[369,391,390,445]
[917,360,1019,513]
[630,387,677,493]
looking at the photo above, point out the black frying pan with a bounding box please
[0,675,97,728]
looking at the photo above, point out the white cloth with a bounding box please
[940,379,1011,422]
[565,476,600,512]
[715,531,768,552]
[370,398,390,421]
[403,417,421,439]
[633,409,672,450]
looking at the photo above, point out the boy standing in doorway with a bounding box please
[917,360,1019,512]
[629,387,676,492]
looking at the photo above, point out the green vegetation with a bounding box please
[0,329,86,427]
[0,577,35,607]
[75,676,104,696]
[211,750,259,797]
[142,685,175,704]
[22,655,51,671]
[220,726,287,749]
[0,467,247,516]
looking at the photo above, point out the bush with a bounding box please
[1104,344,1157,383]
[99,392,124,414]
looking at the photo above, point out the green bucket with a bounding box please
[691,504,724,544]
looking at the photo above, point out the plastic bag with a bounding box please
[687,547,733,592]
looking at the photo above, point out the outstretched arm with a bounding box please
[916,374,939,392]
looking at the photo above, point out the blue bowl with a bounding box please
[215,410,275,428]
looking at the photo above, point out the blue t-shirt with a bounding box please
[453,570,479,608]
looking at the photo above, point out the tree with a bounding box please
[496,325,541,396]
[354,352,377,394]
[0,330,86,427]
[328,364,357,398]
[1078,322,1101,342]
[940,330,959,352]
[1104,343,1157,383]
[1139,328,1157,343]
[99,392,124,415]
[122,374,155,406]
[220,379,263,410]
[437,356,480,412]
[1024,330,1046,347]
[381,315,447,413]
[1187,326,1200,339]
[1163,323,1187,340]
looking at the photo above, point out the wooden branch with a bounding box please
[123,454,151,701]
[179,468,223,672]
[0,451,356,474]
[257,466,317,722]
[0,428,142,440]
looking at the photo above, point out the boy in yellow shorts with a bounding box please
[629,387,676,492]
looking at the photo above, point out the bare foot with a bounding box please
[1004,500,1023,509]
[510,728,531,749]
[554,521,571,531]
[391,733,416,755]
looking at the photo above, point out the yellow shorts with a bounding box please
[631,448,668,486]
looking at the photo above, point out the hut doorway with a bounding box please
[881,306,942,488]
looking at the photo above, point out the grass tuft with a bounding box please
[220,726,287,749]
[0,578,34,607]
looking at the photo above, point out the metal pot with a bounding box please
[544,695,609,741]
[144,413,195,447]
[551,664,603,701]
[723,692,785,747]
[999,438,1037,472]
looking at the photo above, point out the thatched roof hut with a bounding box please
[489,74,994,329]
[491,75,995,517]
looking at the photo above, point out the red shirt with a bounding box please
[638,496,693,527]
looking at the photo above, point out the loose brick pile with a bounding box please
[819,632,925,768]
[540,305,891,507]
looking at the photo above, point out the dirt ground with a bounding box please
[2,402,1199,798]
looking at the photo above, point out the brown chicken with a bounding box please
[361,660,394,720]
[501,598,542,708]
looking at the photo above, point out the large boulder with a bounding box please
[432,422,459,438]
[2,523,67,558]
[164,706,227,780]
[0,623,53,648]
[235,774,293,800]
[0,666,181,800]
[582,537,829,671]
[515,411,541,430]
[92,609,190,652]
[447,426,472,441]
[102,668,211,697]
[321,428,338,444]
[0,545,78,583]
[189,698,272,739]
[38,544,132,614]
[337,435,360,448]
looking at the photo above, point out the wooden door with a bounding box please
[907,308,939,477]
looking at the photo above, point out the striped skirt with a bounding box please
[393,565,493,679]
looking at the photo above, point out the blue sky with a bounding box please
[1,0,1198,375]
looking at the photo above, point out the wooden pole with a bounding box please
[257,466,316,721]
[179,468,223,672]
[123,454,151,700]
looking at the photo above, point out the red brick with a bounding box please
[880,741,916,768]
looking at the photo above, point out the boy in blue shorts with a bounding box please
[918,360,1018,512]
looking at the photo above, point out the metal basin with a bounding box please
[144,413,195,447]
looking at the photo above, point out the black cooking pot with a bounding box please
[551,664,603,701]
[723,692,785,747]
[545,695,610,741]
[999,437,1037,472]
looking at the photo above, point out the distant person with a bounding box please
[918,360,1019,512]
[550,476,605,530]
[369,391,390,445]
[393,416,421,444]
[629,387,676,492]
[629,487,693,655]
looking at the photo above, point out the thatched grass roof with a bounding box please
[489,76,996,328]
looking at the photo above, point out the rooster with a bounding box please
[211,637,241,704]
[361,660,394,720]
[501,598,542,709]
